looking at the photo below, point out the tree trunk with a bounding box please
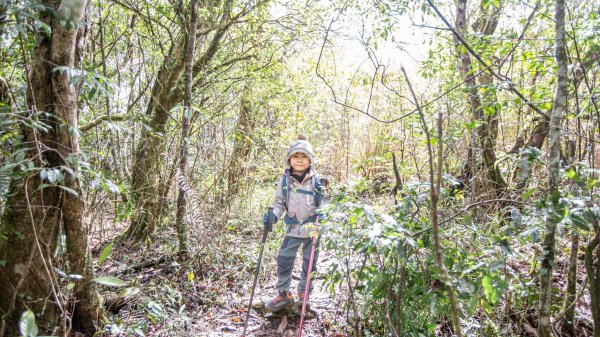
[538,0,567,335]
[560,141,577,335]
[0,1,101,335]
[585,219,600,337]
[391,152,403,205]
[474,2,506,194]
[394,260,406,334]
[126,36,187,242]
[455,0,506,200]
[0,77,9,105]
[126,0,232,243]
[176,0,198,257]
[226,94,255,198]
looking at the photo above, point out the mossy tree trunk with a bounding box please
[0,1,101,335]
[176,0,198,257]
[538,0,567,334]
[126,0,233,243]
[126,36,187,242]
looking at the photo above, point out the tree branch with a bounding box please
[80,114,127,133]
[426,0,549,120]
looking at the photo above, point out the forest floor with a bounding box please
[93,216,350,337]
[89,194,595,337]
[195,249,347,337]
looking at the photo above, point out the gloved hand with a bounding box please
[262,212,277,228]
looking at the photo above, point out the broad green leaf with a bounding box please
[133,327,145,337]
[482,275,500,305]
[571,213,589,231]
[34,20,52,35]
[522,188,535,200]
[565,167,578,180]
[104,179,121,194]
[118,287,140,298]
[19,310,38,337]
[14,231,25,240]
[109,324,123,334]
[35,183,52,192]
[98,241,114,265]
[92,276,126,287]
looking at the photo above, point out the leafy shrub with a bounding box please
[322,189,451,336]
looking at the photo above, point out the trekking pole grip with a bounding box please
[266,207,274,233]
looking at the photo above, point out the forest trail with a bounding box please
[193,249,345,337]
[97,224,349,337]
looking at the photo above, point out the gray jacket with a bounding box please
[272,169,324,238]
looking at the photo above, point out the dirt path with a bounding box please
[194,250,347,337]
[94,221,350,336]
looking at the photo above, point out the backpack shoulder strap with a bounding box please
[313,174,323,207]
[282,172,290,208]
[283,171,323,208]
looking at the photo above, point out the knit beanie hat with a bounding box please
[286,134,315,168]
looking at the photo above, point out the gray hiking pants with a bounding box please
[275,235,320,294]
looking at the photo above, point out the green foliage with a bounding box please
[145,300,166,322]
[90,175,123,194]
[323,190,446,335]
[0,109,107,206]
[17,309,58,337]
[103,266,197,337]
[561,162,600,232]
[98,241,114,265]
[321,170,594,335]
[0,112,50,203]
[0,0,54,38]
[516,147,542,184]
[18,310,38,337]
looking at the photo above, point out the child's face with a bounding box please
[290,152,310,173]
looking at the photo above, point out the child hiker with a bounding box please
[263,134,327,312]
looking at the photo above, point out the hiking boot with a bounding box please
[265,291,294,312]
[296,292,310,310]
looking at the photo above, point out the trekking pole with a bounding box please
[241,207,274,337]
[297,216,320,337]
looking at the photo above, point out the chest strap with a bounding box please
[284,214,317,235]
[289,187,315,196]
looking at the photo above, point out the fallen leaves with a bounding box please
[277,316,288,334]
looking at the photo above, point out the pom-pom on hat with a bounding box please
[286,134,315,168]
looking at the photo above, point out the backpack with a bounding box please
[281,171,324,209]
